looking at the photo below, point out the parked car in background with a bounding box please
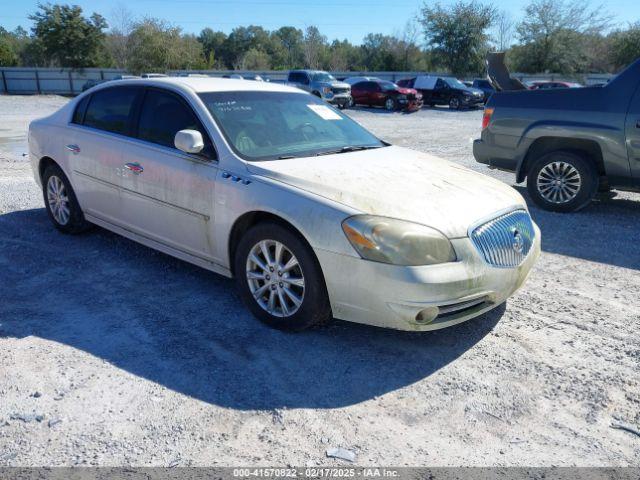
[141,73,168,79]
[397,76,484,109]
[81,75,139,92]
[528,81,583,90]
[471,78,496,103]
[475,57,640,212]
[29,77,539,332]
[343,76,382,85]
[287,70,351,109]
[350,80,423,111]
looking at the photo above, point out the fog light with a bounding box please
[415,307,439,325]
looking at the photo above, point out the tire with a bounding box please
[349,97,356,108]
[526,151,598,213]
[234,222,332,331]
[384,97,397,111]
[449,97,461,110]
[312,91,321,98]
[42,163,91,234]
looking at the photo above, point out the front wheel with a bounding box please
[234,222,332,331]
[526,151,598,213]
[449,97,461,110]
[384,98,397,111]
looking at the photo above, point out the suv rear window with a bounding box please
[83,87,139,135]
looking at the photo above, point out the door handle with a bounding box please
[66,144,80,154]
[124,162,143,174]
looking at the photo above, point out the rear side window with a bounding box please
[72,95,90,124]
[137,89,214,158]
[83,87,139,135]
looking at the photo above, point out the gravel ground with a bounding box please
[0,95,639,467]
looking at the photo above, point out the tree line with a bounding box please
[0,1,639,76]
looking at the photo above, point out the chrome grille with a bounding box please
[331,86,350,95]
[471,210,535,268]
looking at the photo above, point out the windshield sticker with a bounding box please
[307,104,343,120]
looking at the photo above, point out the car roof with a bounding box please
[90,77,302,95]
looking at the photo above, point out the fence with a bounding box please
[0,67,615,95]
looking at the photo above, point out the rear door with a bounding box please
[117,87,219,260]
[626,84,640,185]
[68,86,143,225]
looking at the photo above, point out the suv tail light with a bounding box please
[482,108,494,130]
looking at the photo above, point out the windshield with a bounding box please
[311,72,336,82]
[198,91,385,161]
[380,81,399,91]
[444,77,467,89]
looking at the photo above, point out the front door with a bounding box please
[626,84,640,186]
[117,88,219,260]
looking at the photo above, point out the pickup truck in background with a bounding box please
[474,54,640,212]
[287,70,352,109]
[397,75,484,109]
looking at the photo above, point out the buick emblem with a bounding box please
[512,228,524,254]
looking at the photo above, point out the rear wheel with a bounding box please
[234,222,332,331]
[42,163,91,234]
[526,151,598,213]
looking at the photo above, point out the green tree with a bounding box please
[29,3,108,68]
[126,18,206,73]
[302,26,327,69]
[272,26,304,69]
[513,0,612,73]
[198,28,227,67]
[609,23,640,70]
[419,1,496,76]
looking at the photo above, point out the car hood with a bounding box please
[247,146,526,238]
[317,81,350,89]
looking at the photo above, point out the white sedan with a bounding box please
[29,77,540,331]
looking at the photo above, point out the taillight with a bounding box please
[482,107,494,130]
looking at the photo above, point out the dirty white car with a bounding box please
[29,78,540,332]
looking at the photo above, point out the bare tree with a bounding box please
[493,10,514,51]
[302,26,326,69]
[106,4,135,68]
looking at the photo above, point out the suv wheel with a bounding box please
[449,97,461,110]
[42,163,91,234]
[527,151,598,213]
[385,98,396,111]
[234,222,332,331]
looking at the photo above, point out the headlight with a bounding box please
[322,86,332,94]
[341,215,456,266]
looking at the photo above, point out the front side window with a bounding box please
[83,87,139,135]
[198,91,384,161]
[137,89,213,158]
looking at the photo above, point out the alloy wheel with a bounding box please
[536,161,582,204]
[385,98,395,110]
[246,239,305,318]
[46,175,70,225]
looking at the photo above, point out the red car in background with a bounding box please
[350,80,423,111]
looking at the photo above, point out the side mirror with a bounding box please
[175,129,204,154]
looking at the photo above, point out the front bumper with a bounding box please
[324,93,351,105]
[462,95,485,107]
[315,223,541,331]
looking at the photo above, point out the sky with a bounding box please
[1,0,640,44]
